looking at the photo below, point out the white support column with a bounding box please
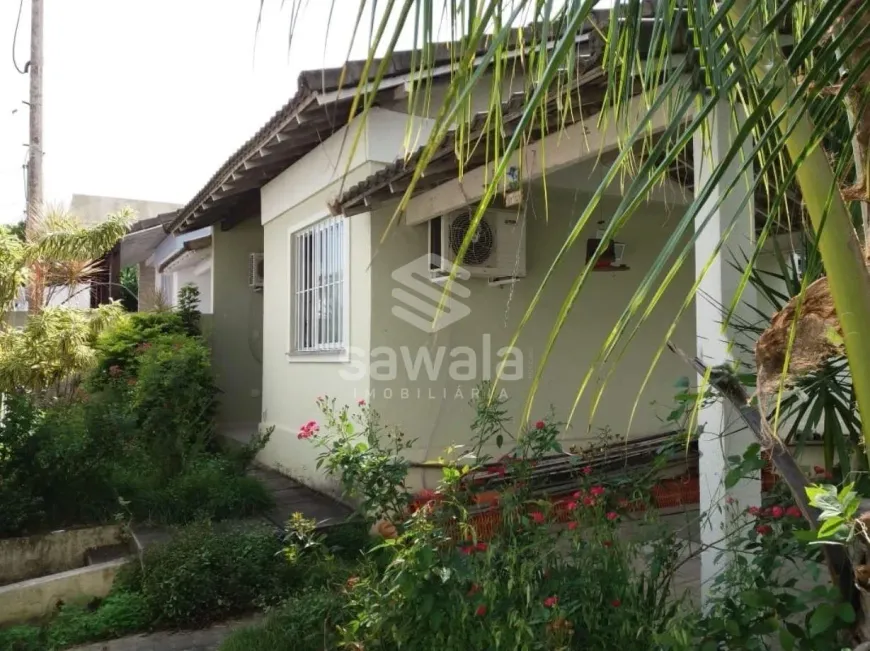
[693,101,761,603]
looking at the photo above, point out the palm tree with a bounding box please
[0,207,133,394]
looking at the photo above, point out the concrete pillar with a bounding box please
[137,262,156,312]
[693,101,761,603]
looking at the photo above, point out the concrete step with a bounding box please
[85,543,133,566]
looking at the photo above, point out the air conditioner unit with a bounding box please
[248,252,264,288]
[427,208,526,280]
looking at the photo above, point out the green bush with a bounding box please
[0,592,150,651]
[90,311,187,383]
[0,393,128,536]
[131,521,293,627]
[130,335,218,477]
[115,455,273,525]
[219,587,353,651]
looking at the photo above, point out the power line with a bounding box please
[12,0,28,75]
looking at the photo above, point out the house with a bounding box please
[169,29,810,593]
[120,216,213,314]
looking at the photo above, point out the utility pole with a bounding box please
[25,0,44,313]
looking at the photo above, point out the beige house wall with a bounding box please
[211,217,263,432]
[367,187,697,490]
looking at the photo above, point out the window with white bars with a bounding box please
[291,216,346,355]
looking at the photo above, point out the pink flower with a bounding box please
[590,486,605,497]
[611,599,621,607]
[564,500,577,512]
[476,542,488,552]
[567,522,578,531]
[530,511,545,525]
[582,465,593,475]
[475,604,487,617]
[605,511,618,521]
[771,506,784,519]
[543,596,559,608]
[572,491,582,499]
[755,524,773,536]
[358,398,366,406]
[747,506,761,516]
[725,496,736,505]
[582,496,596,507]
[785,505,802,518]
[535,420,546,430]
[297,420,320,440]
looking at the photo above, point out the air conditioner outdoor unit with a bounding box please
[248,252,265,288]
[427,208,526,281]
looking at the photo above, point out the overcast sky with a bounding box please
[0,0,418,225]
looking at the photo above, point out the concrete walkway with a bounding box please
[248,465,353,529]
[70,619,256,651]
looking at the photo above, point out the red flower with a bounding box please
[611,599,621,607]
[590,486,605,497]
[785,505,802,518]
[747,506,761,516]
[755,524,773,536]
[297,420,320,440]
[771,506,784,519]
[606,511,618,521]
[535,420,546,430]
[582,496,596,507]
[564,501,577,512]
[543,596,559,608]
[476,542,488,552]
[582,465,593,475]
[530,511,545,524]
[813,465,826,475]
[572,491,583,499]
[475,604,487,617]
[459,545,474,555]
[467,583,481,596]
[602,540,613,548]
[358,398,366,406]
[418,489,440,502]
[567,522,578,531]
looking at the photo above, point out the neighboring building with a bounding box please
[120,216,213,314]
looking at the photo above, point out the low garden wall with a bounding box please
[0,525,124,585]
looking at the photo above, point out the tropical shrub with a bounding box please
[123,521,294,627]
[219,587,354,651]
[0,392,129,536]
[113,455,273,525]
[0,591,150,651]
[129,334,218,477]
[90,311,187,384]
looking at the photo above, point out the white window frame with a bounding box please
[286,213,350,363]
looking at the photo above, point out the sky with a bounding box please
[0,0,415,225]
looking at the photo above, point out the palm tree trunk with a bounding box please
[728,0,870,464]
